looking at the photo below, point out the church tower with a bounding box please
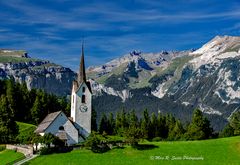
[71,44,92,140]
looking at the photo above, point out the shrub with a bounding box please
[0,145,6,151]
[39,147,56,155]
[84,132,110,153]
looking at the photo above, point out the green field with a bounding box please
[26,136,240,165]
[0,149,25,165]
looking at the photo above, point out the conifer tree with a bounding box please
[98,113,108,134]
[6,80,17,118]
[0,95,19,143]
[108,112,115,135]
[149,113,157,139]
[230,111,240,135]
[219,123,234,137]
[129,110,138,127]
[168,120,185,140]
[115,111,121,134]
[141,109,150,139]
[185,109,213,140]
[156,112,168,138]
[31,96,43,124]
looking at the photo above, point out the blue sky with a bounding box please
[0,0,240,71]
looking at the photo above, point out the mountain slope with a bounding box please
[90,35,240,131]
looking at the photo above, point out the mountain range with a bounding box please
[1,35,240,131]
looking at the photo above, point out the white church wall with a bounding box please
[45,112,79,145]
[71,91,77,121]
[74,82,92,138]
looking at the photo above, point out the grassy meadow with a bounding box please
[26,136,240,165]
[0,149,25,165]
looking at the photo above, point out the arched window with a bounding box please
[82,95,86,103]
[59,126,64,130]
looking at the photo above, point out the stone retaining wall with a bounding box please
[6,144,33,157]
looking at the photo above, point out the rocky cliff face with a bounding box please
[0,53,76,96]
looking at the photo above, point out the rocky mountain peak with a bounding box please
[189,35,240,69]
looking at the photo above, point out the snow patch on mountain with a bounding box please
[151,83,168,98]
[199,104,222,115]
[182,102,190,106]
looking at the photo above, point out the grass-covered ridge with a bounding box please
[17,122,36,132]
[16,122,36,144]
[27,136,240,165]
[0,56,40,63]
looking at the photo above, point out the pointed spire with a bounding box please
[78,42,86,83]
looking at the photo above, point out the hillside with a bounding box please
[17,122,36,135]
[27,136,240,165]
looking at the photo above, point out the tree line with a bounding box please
[96,108,215,145]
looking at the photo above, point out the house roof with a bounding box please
[35,111,62,133]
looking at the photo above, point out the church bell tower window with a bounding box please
[82,87,85,93]
[82,95,86,103]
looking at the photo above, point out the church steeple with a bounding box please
[78,43,86,83]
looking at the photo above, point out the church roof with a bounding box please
[78,43,87,84]
[35,111,62,133]
[73,43,92,93]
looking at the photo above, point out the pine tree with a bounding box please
[156,112,168,139]
[0,95,19,143]
[31,96,43,124]
[185,109,213,140]
[120,109,128,129]
[129,110,138,127]
[125,110,142,147]
[168,120,185,140]
[98,113,108,134]
[6,80,17,118]
[108,113,115,135]
[149,113,157,139]
[166,114,176,135]
[230,111,240,135]
[115,111,121,134]
[219,123,234,137]
[141,109,150,139]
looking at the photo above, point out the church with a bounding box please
[35,45,92,146]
